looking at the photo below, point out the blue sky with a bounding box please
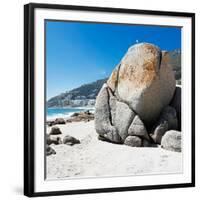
[46,21,181,100]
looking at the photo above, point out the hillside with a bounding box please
[47,78,107,108]
[47,50,181,108]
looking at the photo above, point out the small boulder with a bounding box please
[66,119,72,123]
[70,111,94,122]
[161,130,181,152]
[46,134,62,145]
[46,121,55,127]
[70,112,79,117]
[124,136,142,147]
[63,135,80,146]
[49,126,62,135]
[46,145,56,156]
[54,118,66,124]
[128,115,150,141]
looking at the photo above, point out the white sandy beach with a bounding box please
[46,121,182,180]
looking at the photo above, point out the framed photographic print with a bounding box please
[24,3,195,197]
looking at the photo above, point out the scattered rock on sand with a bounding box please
[161,130,181,152]
[49,126,62,135]
[46,121,55,127]
[70,112,80,117]
[54,118,66,124]
[70,110,94,122]
[66,119,72,123]
[63,135,80,146]
[47,118,66,126]
[46,145,56,156]
[46,134,62,145]
[124,136,142,147]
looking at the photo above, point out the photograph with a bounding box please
[45,21,182,180]
[24,3,195,196]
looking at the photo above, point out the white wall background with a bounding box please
[0,0,199,199]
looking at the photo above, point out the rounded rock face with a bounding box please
[54,118,66,124]
[49,126,62,135]
[63,135,80,146]
[161,130,181,152]
[46,145,56,156]
[46,134,62,145]
[124,136,142,147]
[107,43,176,126]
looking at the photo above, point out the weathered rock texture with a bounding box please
[124,136,142,147]
[47,49,181,108]
[128,115,150,141]
[94,84,121,143]
[46,134,62,145]
[95,43,181,151]
[161,130,181,152]
[46,145,56,156]
[107,43,176,126]
[63,135,80,146]
[49,126,62,135]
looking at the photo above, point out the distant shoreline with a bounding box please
[46,106,95,121]
[47,106,95,109]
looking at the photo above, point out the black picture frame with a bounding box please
[24,3,195,197]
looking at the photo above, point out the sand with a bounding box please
[46,121,182,180]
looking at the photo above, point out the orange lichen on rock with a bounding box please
[107,65,119,91]
[106,43,176,125]
[117,47,159,89]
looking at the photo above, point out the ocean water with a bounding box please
[46,107,94,120]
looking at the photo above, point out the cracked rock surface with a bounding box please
[94,43,181,152]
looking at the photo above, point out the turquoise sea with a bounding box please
[47,107,94,120]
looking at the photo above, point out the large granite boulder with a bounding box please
[95,43,178,149]
[107,43,176,126]
[161,130,181,152]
